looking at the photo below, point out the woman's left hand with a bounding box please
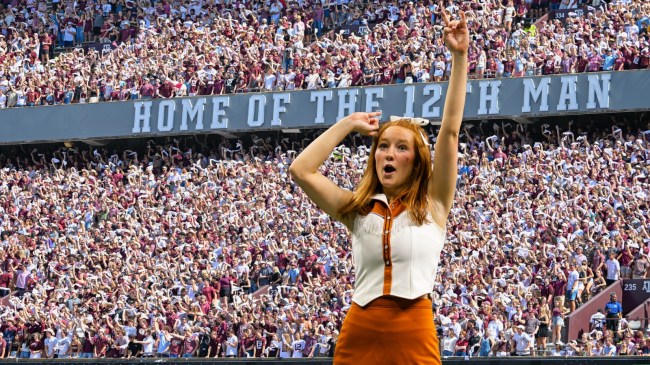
[442,11,470,56]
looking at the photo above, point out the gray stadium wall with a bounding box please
[0,70,649,145]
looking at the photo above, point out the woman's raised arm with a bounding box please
[428,11,469,227]
[289,112,381,227]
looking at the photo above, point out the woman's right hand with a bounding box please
[344,111,381,137]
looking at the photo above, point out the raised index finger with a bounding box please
[441,10,450,26]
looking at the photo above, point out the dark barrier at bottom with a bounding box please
[0,358,649,365]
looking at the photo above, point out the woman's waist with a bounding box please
[361,294,432,308]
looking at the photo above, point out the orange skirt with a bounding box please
[333,296,441,365]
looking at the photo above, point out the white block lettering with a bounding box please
[310,91,333,124]
[478,81,501,115]
[271,93,291,126]
[586,74,611,109]
[403,86,415,118]
[364,88,383,112]
[132,101,153,133]
[157,100,175,132]
[557,76,579,111]
[210,97,230,129]
[422,84,442,118]
[336,89,359,121]
[180,99,206,131]
[522,78,550,113]
[247,95,266,127]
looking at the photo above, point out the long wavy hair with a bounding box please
[339,119,433,225]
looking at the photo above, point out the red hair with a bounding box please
[338,119,432,225]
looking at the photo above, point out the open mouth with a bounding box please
[383,164,396,174]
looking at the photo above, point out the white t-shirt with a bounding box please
[44,337,59,358]
[566,269,579,291]
[142,335,154,355]
[225,334,238,356]
[591,346,604,356]
[590,312,606,330]
[291,339,305,357]
[513,332,533,354]
[63,26,76,42]
[488,320,504,338]
[606,259,620,280]
[318,336,330,355]
[603,343,617,355]
[55,336,71,356]
[279,342,291,358]
[442,336,457,353]
[306,74,321,89]
[263,74,277,91]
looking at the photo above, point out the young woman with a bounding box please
[289,11,469,365]
[453,330,469,357]
[536,301,551,351]
[577,261,594,304]
[551,296,565,345]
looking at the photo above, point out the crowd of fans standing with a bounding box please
[0,114,647,358]
[1,0,650,360]
[0,0,649,107]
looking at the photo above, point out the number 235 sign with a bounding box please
[621,280,650,313]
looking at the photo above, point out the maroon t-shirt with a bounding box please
[169,338,183,355]
[94,335,108,356]
[639,54,649,69]
[351,69,363,85]
[380,67,393,84]
[183,335,198,355]
[552,279,567,296]
[254,336,266,356]
[620,251,633,267]
[0,272,12,288]
[215,322,228,343]
[202,286,217,303]
[29,339,43,352]
[503,60,515,73]
[242,336,255,352]
[294,73,304,89]
[82,336,94,353]
[214,79,225,94]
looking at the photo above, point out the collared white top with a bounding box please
[351,194,446,306]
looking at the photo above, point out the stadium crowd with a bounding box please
[0,0,649,107]
[0,114,647,358]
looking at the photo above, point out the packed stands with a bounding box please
[0,113,648,358]
[0,0,649,108]
[1,0,650,361]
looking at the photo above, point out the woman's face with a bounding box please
[374,126,416,197]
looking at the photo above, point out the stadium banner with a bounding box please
[621,279,650,313]
[0,70,649,144]
[82,41,117,54]
[336,22,378,38]
[8,357,650,364]
[549,6,593,24]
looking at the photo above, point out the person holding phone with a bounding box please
[290,10,469,365]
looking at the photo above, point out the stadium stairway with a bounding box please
[252,284,270,301]
[566,279,650,341]
[626,299,650,333]
[566,281,623,342]
[0,291,13,305]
